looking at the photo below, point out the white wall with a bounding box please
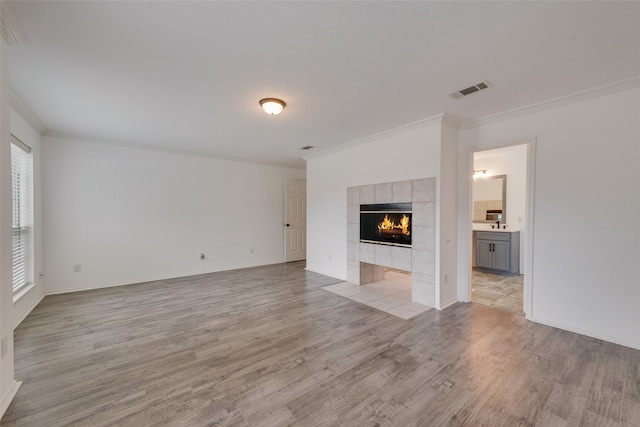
[458,86,640,349]
[306,119,442,281]
[0,36,20,417]
[42,136,305,293]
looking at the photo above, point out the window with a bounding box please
[11,135,33,294]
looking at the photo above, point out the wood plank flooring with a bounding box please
[2,261,639,426]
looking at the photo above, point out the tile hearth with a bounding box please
[322,270,431,320]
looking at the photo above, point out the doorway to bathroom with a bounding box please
[470,144,529,316]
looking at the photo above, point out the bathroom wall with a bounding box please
[473,144,527,228]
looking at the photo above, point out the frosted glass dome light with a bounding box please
[259,98,286,115]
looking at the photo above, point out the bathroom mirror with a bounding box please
[472,174,506,223]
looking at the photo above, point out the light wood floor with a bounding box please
[2,262,639,426]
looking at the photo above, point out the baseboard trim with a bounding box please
[15,293,45,329]
[531,315,640,351]
[46,279,153,295]
[46,262,287,295]
[0,380,22,418]
[437,298,458,311]
[304,266,345,282]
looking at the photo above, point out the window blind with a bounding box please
[11,135,33,293]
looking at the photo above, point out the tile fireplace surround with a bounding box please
[347,178,436,307]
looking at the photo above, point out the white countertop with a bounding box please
[472,224,521,232]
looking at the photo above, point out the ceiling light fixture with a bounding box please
[259,98,286,115]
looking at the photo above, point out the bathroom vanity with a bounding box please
[473,230,520,274]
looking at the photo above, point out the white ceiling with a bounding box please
[8,1,640,168]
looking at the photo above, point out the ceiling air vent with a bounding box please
[449,80,493,99]
[299,145,315,150]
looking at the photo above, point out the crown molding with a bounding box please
[1,1,29,45]
[460,77,640,130]
[42,130,305,170]
[303,113,448,162]
[10,88,46,134]
[304,78,639,162]
[441,112,461,129]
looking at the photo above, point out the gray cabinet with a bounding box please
[474,231,519,274]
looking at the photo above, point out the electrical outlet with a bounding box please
[73,264,81,273]
[250,248,254,254]
[1,336,7,358]
[328,254,332,261]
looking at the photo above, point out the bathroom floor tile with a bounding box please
[471,269,524,316]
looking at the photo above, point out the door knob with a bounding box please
[286,224,290,227]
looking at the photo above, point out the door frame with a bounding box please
[284,179,307,262]
[460,136,536,319]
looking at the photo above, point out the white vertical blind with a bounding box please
[11,135,33,293]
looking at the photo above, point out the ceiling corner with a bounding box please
[10,88,47,134]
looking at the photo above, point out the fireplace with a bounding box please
[347,178,435,306]
[360,203,412,247]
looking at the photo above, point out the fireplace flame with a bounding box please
[378,214,410,236]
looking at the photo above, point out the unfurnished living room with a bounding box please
[0,1,639,426]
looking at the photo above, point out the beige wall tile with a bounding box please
[375,182,393,203]
[412,202,435,226]
[373,265,385,281]
[360,243,375,264]
[392,180,413,203]
[412,249,435,275]
[347,205,359,224]
[347,241,359,261]
[412,225,435,251]
[347,223,359,242]
[412,274,435,306]
[375,244,393,267]
[360,184,375,204]
[391,247,412,271]
[347,186,359,206]
[347,260,360,284]
[412,177,436,202]
[360,263,373,284]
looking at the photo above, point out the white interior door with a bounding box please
[285,180,306,262]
